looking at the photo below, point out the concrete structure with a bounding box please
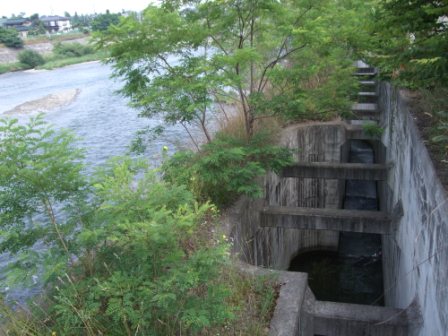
[379,83,448,336]
[260,206,393,234]
[226,62,448,335]
[281,162,391,180]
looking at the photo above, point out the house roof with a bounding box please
[40,16,70,22]
[4,18,30,25]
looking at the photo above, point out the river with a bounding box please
[0,61,195,303]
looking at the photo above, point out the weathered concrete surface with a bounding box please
[260,206,393,234]
[269,272,308,336]
[226,122,351,269]
[311,300,420,336]
[379,82,448,336]
[281,162,391,180]
[226,197,340,269]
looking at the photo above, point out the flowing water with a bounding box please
[0,61,196,302]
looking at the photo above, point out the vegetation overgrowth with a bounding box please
[18,49,45,68]
[0,27,23,48]
[365,0,448,173]
[0,115,277,335]
[96,0,368,141]
[1,0,447,334]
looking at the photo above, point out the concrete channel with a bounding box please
[224,60,446,335]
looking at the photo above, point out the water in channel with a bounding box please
[0,62,198,302]
[289,140,384,305]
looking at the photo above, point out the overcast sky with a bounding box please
[0,0,155,17]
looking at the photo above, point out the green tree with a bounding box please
[0,27,23,48]
[0,116,85,275]
[96,0,364,140]
[29,13,47,35]
[368,0,448,88]
[91,10,121,32]
[0,117,234,335]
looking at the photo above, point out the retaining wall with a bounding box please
[379,83,448,336]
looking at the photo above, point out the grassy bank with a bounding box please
[0,50,107,75]
[39,50,107,70]
[0,62,27,74]
[24,32,88,45]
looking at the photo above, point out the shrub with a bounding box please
[53,42,94,58]
[0,117,235,335]
[0,27,23,48]
[18,49,45,68]
[162,131,293,207]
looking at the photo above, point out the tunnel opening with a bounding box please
[288,139,384,305]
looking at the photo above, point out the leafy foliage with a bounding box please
[0,27,23,48]
[0,115,85,259]
[91,11,121,32]
[0,118,240,335]
[53,42,94,58]
[362,122,384,138]
[367,0,448,88]
[162,131,292,207]
[96,0,364,140]
[18,49,45,68]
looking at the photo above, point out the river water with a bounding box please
[0,61,195,302]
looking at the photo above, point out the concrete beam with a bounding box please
[260,206,393,234]
[345,124,381,140]
[349,103,380,120]
[281,162,391,180]
[313,301,412,336]
[269,272,309,336]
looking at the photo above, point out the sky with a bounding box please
[0,0,155,17]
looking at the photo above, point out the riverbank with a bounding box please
[0,51,106,75]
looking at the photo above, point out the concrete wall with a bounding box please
[228,122,347,269]
[379,83,448,336]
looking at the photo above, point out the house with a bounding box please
[40,16,72,33]
[3,18,32,38]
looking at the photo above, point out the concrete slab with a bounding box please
[260,206,394,234]
[281,162,391,180]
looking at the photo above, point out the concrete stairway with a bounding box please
[260,61,397,235]
[350,65,380,121]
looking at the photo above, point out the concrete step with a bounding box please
[281,162,391,180]
[260,206,393,234]
[352,103,378,112]
[358,92,377,97]
[313,301,414,336]
[354,71,377,77]
[359,80,376,86]
[350,103,380,120]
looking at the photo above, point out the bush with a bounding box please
[162,131,293,207]
[0,27,23,48]
[18,49,45,68]
[0,117,235,335]
[53,42,94,58]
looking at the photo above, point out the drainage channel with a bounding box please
[288,139,384,306]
